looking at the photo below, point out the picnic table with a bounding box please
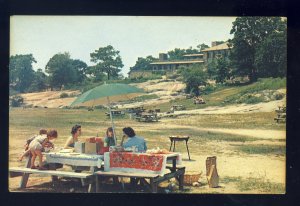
[171,105,186,111]
[126,106,145,114]
[135,112,158,122]
[96,152,185,192]
[9,150,185,193]
[105,110,125,117]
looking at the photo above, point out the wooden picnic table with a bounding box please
[171,105,186,111]
[135,112,158,122]
[96,152,185,193]
[105,110,125,117]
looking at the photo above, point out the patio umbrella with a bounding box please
[70,83,145,144]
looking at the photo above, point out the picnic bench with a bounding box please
[135,112,158,122]
[9,154,99,192]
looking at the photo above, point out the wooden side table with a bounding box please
[169,136,191,160]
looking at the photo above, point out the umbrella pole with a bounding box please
[107,96,117,145]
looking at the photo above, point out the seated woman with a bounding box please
[121,127,147,152]
[104,127,116,147]
[64,124,81,149]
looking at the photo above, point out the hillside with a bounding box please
[18,78,286,113]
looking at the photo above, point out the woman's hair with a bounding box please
[47,129,58,138]
[71,124,81,135]
[106,127,114,136]
[39,128,47,135]
[122,127,136,138]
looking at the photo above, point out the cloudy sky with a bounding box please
[10,16,236,77]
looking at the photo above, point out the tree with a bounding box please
[71,59,88,83]
[45,52,87,89]
[167,48,187,60]
[254,25,287,78]
[168,47,199,60]
[130,56,157,71]
[90,45,124,80]
[215,58,231,83]
[179,65,208,96]
[28,68,48,92]
[197,43,209,52]
[229,17,286,82]
[9,54,36,93]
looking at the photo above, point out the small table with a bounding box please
[169,136,191,160]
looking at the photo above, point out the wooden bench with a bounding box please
[9,167,95,192]
[95,167,185,193]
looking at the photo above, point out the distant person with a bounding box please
[64,124,82,149]
[19,128,50,161]
[104,127,116,147]
[29,129,58,170]
[121,127,147,152]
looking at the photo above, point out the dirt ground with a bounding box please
[11,82,286,193]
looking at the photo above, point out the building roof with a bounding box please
[201,42,231,52]
[150,60,204,65]
[183,54,203,57]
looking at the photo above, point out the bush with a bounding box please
[274,92,285,100]
[10,95,24,107]
[60,93,69,98]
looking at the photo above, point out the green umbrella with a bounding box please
[70,83,145,144]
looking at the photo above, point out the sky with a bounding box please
[10,16,236,77]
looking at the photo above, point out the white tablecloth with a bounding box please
[45,152,103,168]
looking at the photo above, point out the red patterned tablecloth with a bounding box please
[104,152,182,175]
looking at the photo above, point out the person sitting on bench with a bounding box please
[121,127,147,152]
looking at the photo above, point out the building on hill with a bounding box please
[128,52,204,78]
[202,41,232,64]
[128,41,231,79]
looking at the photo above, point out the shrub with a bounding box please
[274,92,285,100]
[10,95,24,107]
[60,93,69,98]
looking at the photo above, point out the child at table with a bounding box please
[104,127,116,147]
[29,129,58,170]
[18,128,50,161]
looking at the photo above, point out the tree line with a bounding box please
[10,45,123,93]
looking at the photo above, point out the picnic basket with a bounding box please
[183,171,202,185]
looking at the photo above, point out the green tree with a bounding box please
[9,54,36,93]
[130,56,157,71]
[90,45,124,80]
[229,17,286,82]
[215,58,231,83]
[168,47,199,60]
[197,43,209,52]
[254,25,287,78]
[71,59,88,82]
[28,68,48,92]
[179,65,208,96]
[167,48,187,60]
[46,52,87,89]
